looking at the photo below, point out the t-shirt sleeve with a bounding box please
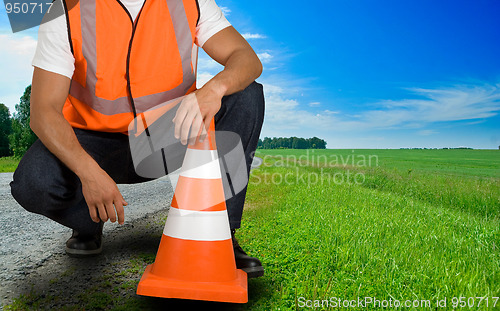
[32,0,75,79]
[195,0,232,48]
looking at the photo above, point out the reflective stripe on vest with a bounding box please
[68,0,197,117]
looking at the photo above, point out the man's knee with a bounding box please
[10,143,80,214]
[11,167,46,214]
[225,81,265,125]
[239,81,265,117]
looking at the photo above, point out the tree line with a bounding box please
[258,137,327,149]
[0,85,39,158]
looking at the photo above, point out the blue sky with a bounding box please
[1,0,500,148]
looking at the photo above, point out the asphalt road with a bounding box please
[0,172,175,285]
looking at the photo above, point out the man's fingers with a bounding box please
[97,204,108,222]
[89,206,100,223]
[173,105,188,140]
[105,201,117,223]
[114,199,125,225]
[180,107,198,145]
[189,115,204,145]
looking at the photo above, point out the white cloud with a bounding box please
[196,71,214,88]
[466,120,486,125]
[195,48,223,88]
[0,34,37,112]
[242,33,266,39]
[196,54,222,72]
[261,83,334,134]
[257,52,273,64]
[354,84,500,129]
[323,110,340,115]
[309,102,321,107]
[219,7,231,16]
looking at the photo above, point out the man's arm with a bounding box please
[173,26,263,145]
[30,67,127,224]
[201,26,263,96]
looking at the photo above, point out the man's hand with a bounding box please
[80,164,128,224]
[172,81,225,145]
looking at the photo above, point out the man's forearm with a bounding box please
[30,106,127,224]
[30,109,101,180]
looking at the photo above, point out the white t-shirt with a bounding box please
[32,0,231,79]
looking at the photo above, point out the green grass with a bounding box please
[257,149,500,217]
[237,149,499,309]
[4,149,500,310]
[0,156,19,172]
[258,149,500,178]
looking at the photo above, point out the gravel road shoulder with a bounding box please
[0,172,176,308]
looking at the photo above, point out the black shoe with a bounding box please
[65,223,103,258]
[231,229,264,278]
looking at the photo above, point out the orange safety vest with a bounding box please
[63,0,200,134]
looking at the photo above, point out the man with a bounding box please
[10,0,265,278]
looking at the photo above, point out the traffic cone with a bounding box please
[136,119,248,303]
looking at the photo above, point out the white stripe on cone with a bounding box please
[163,207,231,241]
[180,149,221,179]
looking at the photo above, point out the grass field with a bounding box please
[239,149,499,310]
[0,156,19,173]
[4,149,500,310]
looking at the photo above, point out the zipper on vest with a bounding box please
[115,0,148,135]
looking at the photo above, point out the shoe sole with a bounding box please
[241,266,264,278]
[65,245,103,258]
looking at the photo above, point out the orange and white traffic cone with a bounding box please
[136,120,248,303]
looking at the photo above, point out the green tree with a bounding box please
[9,85,38,158]
[308,136,326,149]
[263,137,271,149]
[297,137,308,149]
[0,103,12,157]
[258,136,327,149]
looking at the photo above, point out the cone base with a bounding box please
[136,264,248,303]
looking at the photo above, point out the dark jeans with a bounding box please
[10,82,265,235]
